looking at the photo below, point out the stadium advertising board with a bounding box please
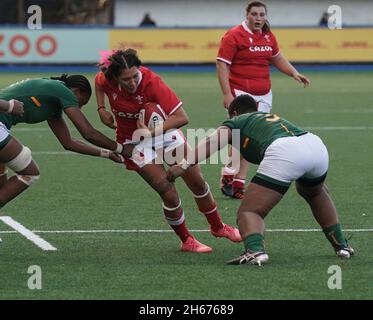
[109,28,373,63]
[275,28,373,62]
[0,28,372,63]
[0,29,108,63]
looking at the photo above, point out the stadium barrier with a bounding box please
[0,27,372,64]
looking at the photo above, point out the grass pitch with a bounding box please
[0,70,372,299]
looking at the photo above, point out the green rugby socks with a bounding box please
[244,233,265,252]
[323,223,347,249]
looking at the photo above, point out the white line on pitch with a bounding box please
[0,216,57,251]
[0,228,372,234]
[12,126,373,133]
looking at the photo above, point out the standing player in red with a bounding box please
[217,1,310,199]
[95,49,241,253]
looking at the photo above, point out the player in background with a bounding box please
[95,49,241,253]
[167,95,354,265]
[0,75,124,213]
[217,1,310,199]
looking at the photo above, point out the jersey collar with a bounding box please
[241,20,262,35]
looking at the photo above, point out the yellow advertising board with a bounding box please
[109,28,373,63]
[275,28,373,62]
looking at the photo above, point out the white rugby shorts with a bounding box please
[124,129,186,169]
[234,89,272,113]
[0,122,10,144]
[256,133,329,187]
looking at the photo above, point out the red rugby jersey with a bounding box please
[95,67,183,142]
[217,21,280,96]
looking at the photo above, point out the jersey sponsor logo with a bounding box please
[249,45,273,52]
[113,109,140,119]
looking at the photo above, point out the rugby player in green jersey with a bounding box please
[167,94,354,265]
[0,74,125,217]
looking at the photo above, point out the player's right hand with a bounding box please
[223,93,234,109]
[11,100,25,117]
[109,151,124,163]
[98,108,117,129]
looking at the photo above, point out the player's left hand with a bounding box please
[166,165,186,183]
[136,119,155,137]
[109,151,124,163]
[121,143,135,158]
[293,73,311,87]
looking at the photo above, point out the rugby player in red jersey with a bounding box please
[217,1,310,199]
[95,49,241,253]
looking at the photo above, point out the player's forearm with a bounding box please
[271,53,298,77]
[81,128,120,152]
[0,99,11,113]
[190,128,230,164]
[64,138,117,160]
[216,61,232,95]
[162,114,188,132]
[65,138,102,156]
[95,83,106,108]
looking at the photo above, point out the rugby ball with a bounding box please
[139,102,166,129]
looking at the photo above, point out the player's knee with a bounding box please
[192,182,210,199]
[237,205,267,221]
[155,179,175,197]
[5,146,34,173]
[149,176,180,209]
[5,146,40,187]
[161,189,180,209]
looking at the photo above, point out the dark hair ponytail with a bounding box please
[99,48,142,80]
[50,74,92,97]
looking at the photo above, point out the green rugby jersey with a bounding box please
[0,78,79,129]
[222,112,307,164]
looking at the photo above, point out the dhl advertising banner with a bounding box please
[0,28,108,63]
[275,28,373,62]
[110,29,223,63]
[110,28,373,63]
[0,28,372,63]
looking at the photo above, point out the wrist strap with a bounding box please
[97,106,106,111]
[115,142,124,154]
[8,99,15,113]
[100,149,110,158]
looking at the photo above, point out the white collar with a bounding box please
[241,20,262,35]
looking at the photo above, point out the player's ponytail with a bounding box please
[99,49,142,80]
[263,20,271,32]
[51,74,92,97]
